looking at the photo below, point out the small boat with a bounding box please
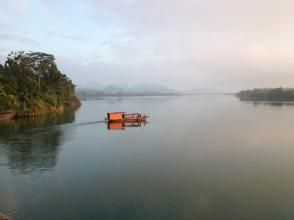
[107,112,148,123]
[0,110,16,121]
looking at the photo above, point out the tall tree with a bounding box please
[0,51,80,113]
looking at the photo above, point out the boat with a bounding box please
[0,110,16,121]
[107,112,148,123]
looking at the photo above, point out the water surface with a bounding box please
[1,95,294,220]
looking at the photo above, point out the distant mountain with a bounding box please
[76,83,179,98]
[82,81,103,90]
[129,83,177,94]
[103,84,127,94]
[77,82,233,97]
[183,87,225,94]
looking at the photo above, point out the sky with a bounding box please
[0,0,294,91]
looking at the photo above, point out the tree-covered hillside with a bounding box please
[236,88,294,101]
[0,51,80,116]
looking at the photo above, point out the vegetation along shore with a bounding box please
[0,51,81,118]
[236,88,294,101]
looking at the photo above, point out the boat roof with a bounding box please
[108,112,125,114]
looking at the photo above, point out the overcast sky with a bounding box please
[1,0,294,91]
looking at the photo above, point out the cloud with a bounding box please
[1,0,294,90]
[0,31,38,45]
[86,0,294,90]
[1,0,29,13]
[0,21,16,30]
[45,28,90,42]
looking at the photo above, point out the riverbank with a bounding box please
[0,98,81,120]
[10,99,81,119]
[0,213,11,220]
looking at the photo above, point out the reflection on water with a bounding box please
[107,121,147,130]
[0,111,75,173]
[242,100,294,107]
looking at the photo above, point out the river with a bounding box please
[1,95,294,220]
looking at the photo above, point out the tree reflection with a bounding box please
[242,101,294,107]
[0,111,75,173]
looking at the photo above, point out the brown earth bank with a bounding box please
[0,213,12,220]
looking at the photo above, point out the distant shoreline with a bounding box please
[77,93,234,100]
[236,88,294,101]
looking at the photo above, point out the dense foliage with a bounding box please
[0,51,80,114]
[236,88,294,101]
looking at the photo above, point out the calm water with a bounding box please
[1,95,294,220]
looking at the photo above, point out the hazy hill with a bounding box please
[83,81,104,90]
[77,83,179,98]
[129,83,177,94]
[182,87,225,94]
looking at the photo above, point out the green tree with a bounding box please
[0,51,80,114]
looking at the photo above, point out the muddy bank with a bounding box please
[0,213,12,220]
